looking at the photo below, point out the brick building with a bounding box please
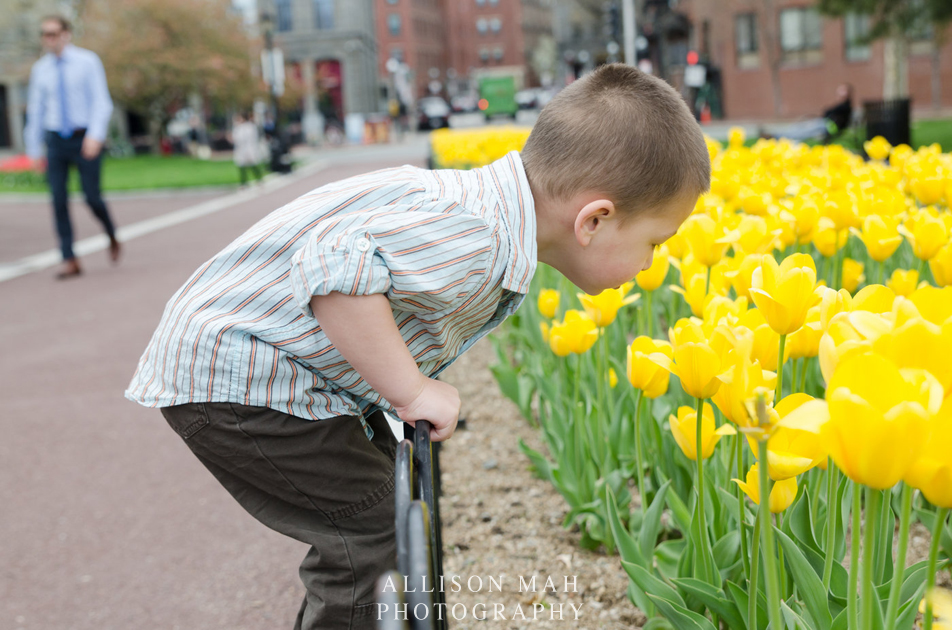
[374,0,555,100]
[674,0,952,120]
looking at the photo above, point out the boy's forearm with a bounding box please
[309,292,424,408]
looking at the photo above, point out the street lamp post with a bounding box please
[260,12,280,138]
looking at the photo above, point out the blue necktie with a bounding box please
[57,56,72,138]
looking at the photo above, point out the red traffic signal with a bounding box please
[686,50,699,65]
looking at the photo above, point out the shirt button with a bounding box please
[355,237,372,252]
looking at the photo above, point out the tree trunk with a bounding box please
[882,34,909,100]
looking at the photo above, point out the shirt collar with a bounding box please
[50,43,76,62]
[482,151,537,294]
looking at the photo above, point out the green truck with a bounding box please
[478,75,518,119]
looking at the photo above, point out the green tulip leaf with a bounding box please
[712,530,741,573]
[640,480,673,560]
[671,577,745,630]
[626,580,655,620]
[894,581,927,630]
[781,600,812,630]
[647,593,719,630]
[643,618,677,630]
[665,486,693,536]
[786,486,821,555]
[605,487,646,567]
[776,529,833,630]
[830,608,848,630]
[623,560,686,608]
[655,539,687,581]
[518,439,554,483]
[716,486,741,524]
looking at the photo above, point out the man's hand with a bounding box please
[81,137,103,160]
[31,158,46,174]
[392,377,461,442]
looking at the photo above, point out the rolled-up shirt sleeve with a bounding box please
[289,208,494,317]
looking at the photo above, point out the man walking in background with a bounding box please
[25,15,120,280]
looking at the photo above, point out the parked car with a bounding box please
[417,97,451,130]
[450,92,479,113]
[515,88,540,110]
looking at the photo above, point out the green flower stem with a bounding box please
[878,260,885,285]
[705,265,711,298]
[736,433,750,580]
[790,359,798,398]
[800,356,808,394]
[924,507,951,630]
[749,508,762,630]
[918,257,927,286]
[695,396,713,582]
[822,461,839,589]
[832,246,842,290]
[862,486,882,630]
[758,438,783,630]
[777,511,787,597]
[777,334,787,401]
[572,354,581,417]
[634,390,646,514]
[646,290,654,338]
[848,482,861,630]
[884,484,913,630]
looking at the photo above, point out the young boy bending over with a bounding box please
[126,63,710,630]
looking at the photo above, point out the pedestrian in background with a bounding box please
[25,14,120,280]
[232,112,263,187]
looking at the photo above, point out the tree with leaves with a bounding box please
[80,0,262,151]
[817,0,952,101]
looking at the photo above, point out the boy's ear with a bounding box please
[574,198,616,247]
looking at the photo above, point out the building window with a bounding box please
[476,0,485,5]
[276,0,293,31]
[489,0,498,5]
[490,17,501,34]
[735,13,758,69]
[479,48,490,62]
[476,17,488,34]
[493,47,504,61]
[387,0,398,3]
[313,0,334,30]
[388,13,401,36]
[779,7,823,64]
[843,13,870,61]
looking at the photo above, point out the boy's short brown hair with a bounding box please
[521,63,710,216]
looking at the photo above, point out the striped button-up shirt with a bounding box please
[126,151,537,439]
[24,44,114,159]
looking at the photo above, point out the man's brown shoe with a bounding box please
[109,236,121,263]
[56,258,82,280]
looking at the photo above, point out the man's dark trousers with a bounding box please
[161,402,398,630]
[45,130,116,260]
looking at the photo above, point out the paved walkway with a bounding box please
[0,140,427,629]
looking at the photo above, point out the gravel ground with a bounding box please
[437,339,642,630]
[434,337,950,630]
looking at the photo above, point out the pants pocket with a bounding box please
[161,403,210,440]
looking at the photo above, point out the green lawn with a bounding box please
[0,155,247,194]
[911,118,952,151]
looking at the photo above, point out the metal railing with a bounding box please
[376,420,448,630]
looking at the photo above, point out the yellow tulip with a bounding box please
[930,244,952,288]
[749,253,821,335]
[537,289,560,319]
[900,211,949,261]
[539,321,549,343]
[679,213,733,267]
[864,135,892,161]
[813,217,848,258]
[780,352,935,490]
[921,588,952,630]
[816,285,853,331]
[851,284,896,314]
[787,307,822,359]
[609,367,618,389]
[822,190,860,232]
[669,402,734,461]
[636,244,670,291]
[577,282,640,327]
[733,463,798,513]
[887,269,919,297]
[818,312,874,384]
[851,214,903,263]
[904,398,952,507]
[841,258,865,294]
[911,175,946,206]
[548,310,599,357]
[739,307,790,371]
[724,253,763,302]
[728,214,781,256]
[712,347,776,428]
[909,285,952,326]
[626,336,673,399]
[728,126,746,149]
[750,393,826,480]
[786,199,820,244]
[871,315,952,397]
[653,321,725,399]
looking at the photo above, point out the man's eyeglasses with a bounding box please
[40,30,62,38]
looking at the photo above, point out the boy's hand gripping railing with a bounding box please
[376,420,448,630]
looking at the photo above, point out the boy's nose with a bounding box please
[642,252,654,272]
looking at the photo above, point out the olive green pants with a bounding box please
[161,402,398,630]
